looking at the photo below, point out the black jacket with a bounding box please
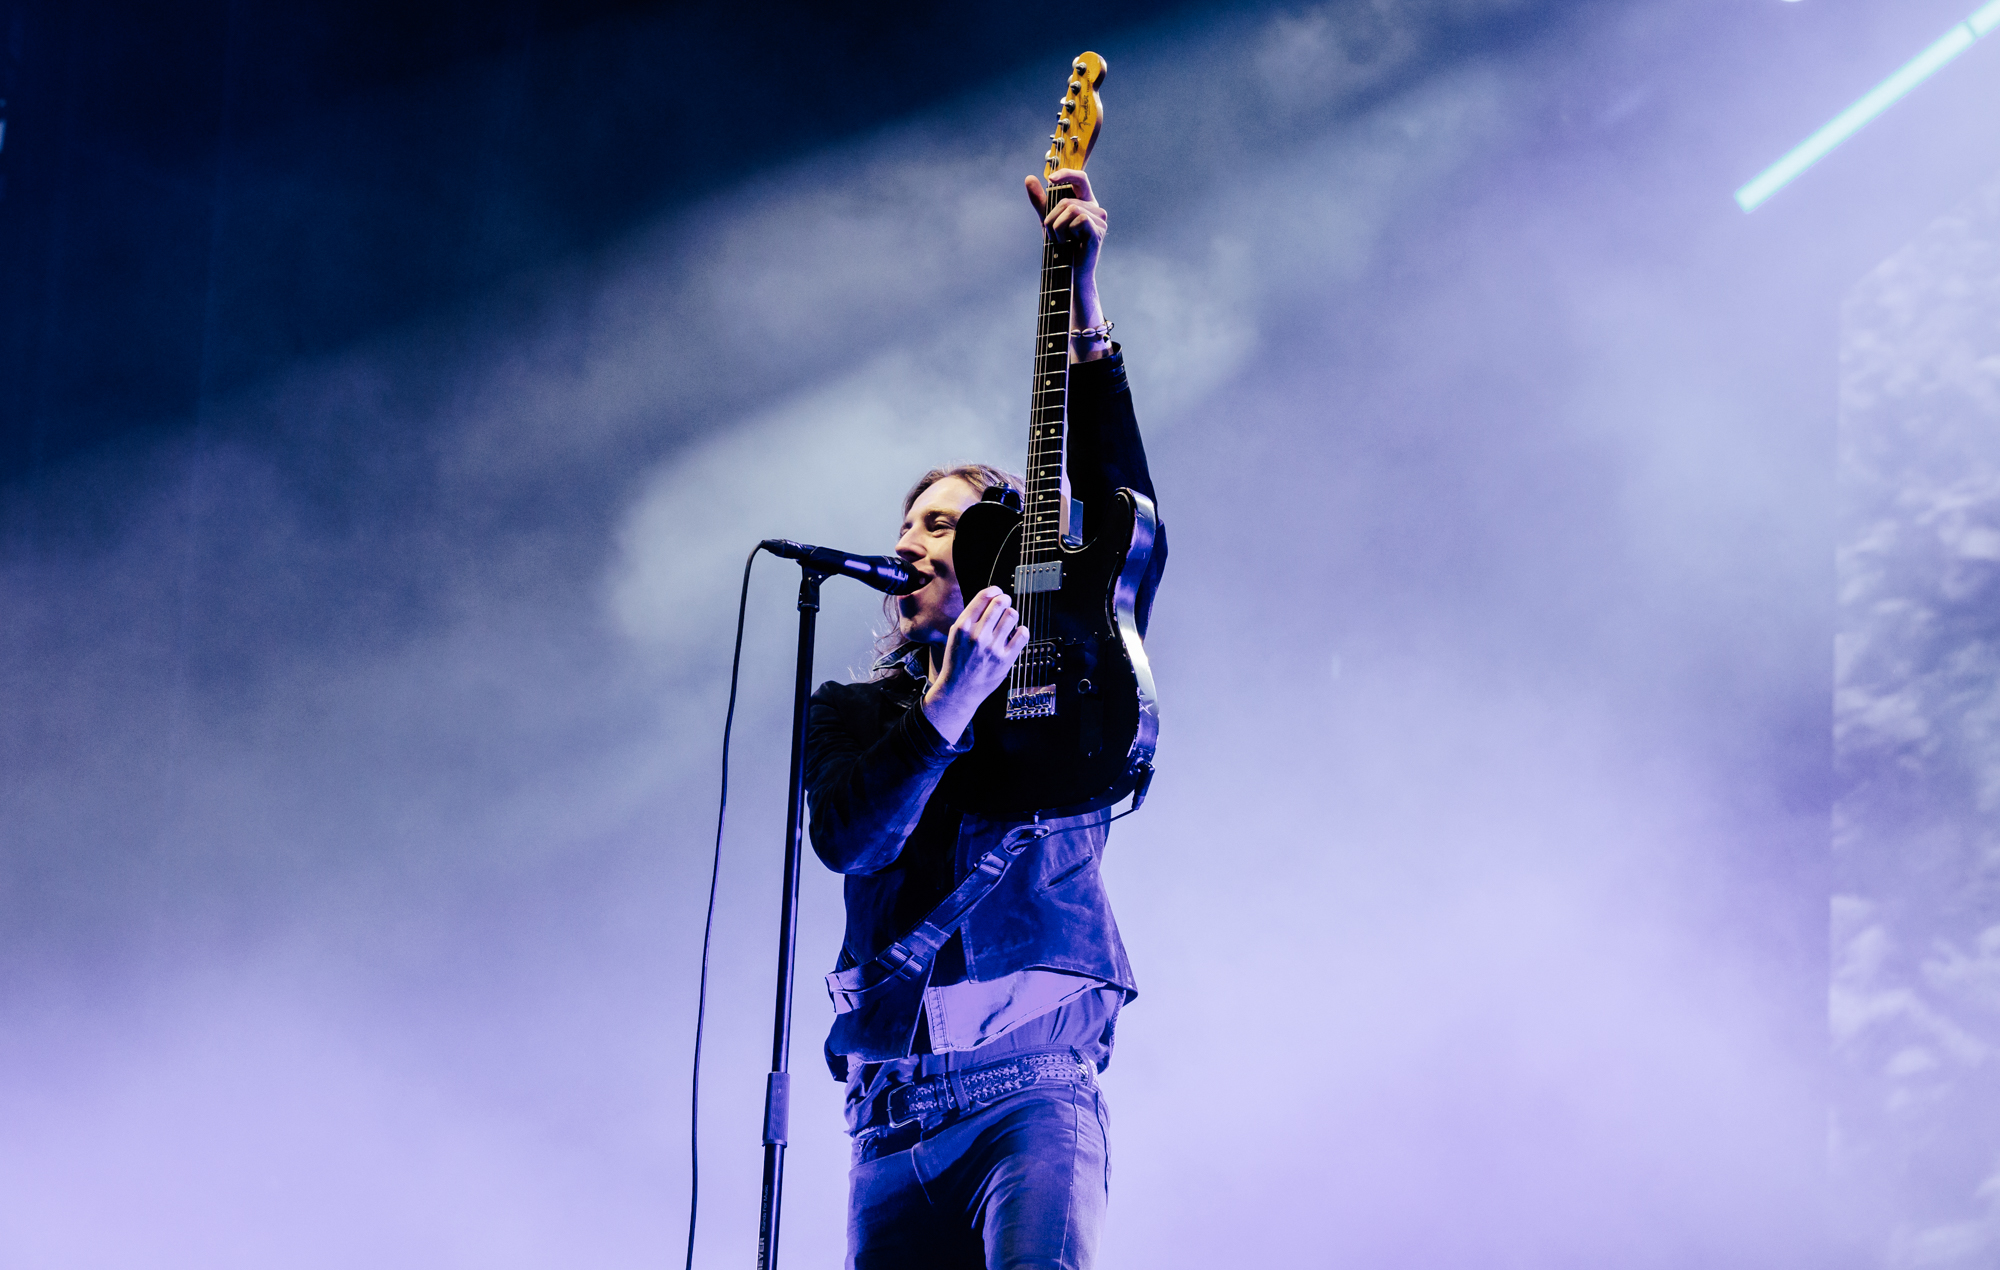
[804,349,1164,1074]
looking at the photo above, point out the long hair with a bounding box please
[871,462,1025,680]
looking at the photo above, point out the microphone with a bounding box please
[760,540,926,595]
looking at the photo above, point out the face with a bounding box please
[894,475,984,644]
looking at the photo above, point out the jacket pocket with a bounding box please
[1037,849,1096,892]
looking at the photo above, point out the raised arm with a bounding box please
[1025,167,1112,365]
[1026,167,1166,632]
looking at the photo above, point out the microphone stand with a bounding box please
[758,561,824,1270]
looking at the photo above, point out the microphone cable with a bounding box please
[686,543,760,1270]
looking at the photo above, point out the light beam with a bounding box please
[1736,1,2000,212]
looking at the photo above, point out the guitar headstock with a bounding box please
[1043,52,1107,179]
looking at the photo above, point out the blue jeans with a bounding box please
[846,1080,1110,1270]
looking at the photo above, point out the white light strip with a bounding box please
[1736,6,1998,212]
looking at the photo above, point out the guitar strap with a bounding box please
[824,820,1053,1015]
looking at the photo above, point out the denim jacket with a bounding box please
[804,349,1165,1078]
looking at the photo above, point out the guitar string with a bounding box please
[1024,238,1040,712]
[1018,240,1041,709]
[1038,222,1070,688]
[1029,230,1064,697]
[1015,189,1072,712]
[1021,232,1043,706]
[1049,251,1063,679]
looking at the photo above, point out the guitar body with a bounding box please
[948,488,1159,818]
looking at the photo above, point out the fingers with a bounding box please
[1025,170,1096,210]
[954,586,1029,656]
[970,586,1018,640]
[958,584,1002,630]
[1044,201,1105,231]
[976,597,1025,665]
[1041,201,1107,250]
[937,587,1030,700]
[952,586,1008,642]
[1027,169,1107,245]
[1045,168,1094,203]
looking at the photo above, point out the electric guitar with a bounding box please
[949,51,1160,819]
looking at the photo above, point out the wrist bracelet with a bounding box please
[1069,320,1114,343]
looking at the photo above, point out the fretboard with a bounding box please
[1024,187,1076,572]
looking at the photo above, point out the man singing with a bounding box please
[803,167,1165,1270]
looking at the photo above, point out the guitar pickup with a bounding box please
[1014,561,1063,594]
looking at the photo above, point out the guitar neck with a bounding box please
[998,55,1107,727]
[1025,196,1076,571]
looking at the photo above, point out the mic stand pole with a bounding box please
[758,563,824,1270]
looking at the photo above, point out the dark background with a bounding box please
[0,0,1282,476]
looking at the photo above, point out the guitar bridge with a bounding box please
[1006,685,1058,719]
[1005,641,1060,719]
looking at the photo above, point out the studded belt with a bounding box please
[885,1047,1095,1130]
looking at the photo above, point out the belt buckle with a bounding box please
[886,1083,920,1129]
[888,1075,948,1129]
